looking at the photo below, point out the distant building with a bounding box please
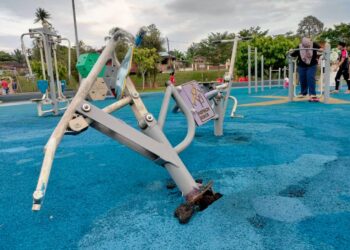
[193,56,207,71]
[192,56,229,71]
[159,52,176,73]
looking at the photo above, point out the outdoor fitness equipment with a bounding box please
[268,67,282,89]
[172,36,243,137]
[76,53,111,101]
[20,22,71,116]
[247,46,270,93]
[202,36,243,134]
[32,28,221,224]
[287,43,331,103]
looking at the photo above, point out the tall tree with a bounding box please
[235,35,299,77]
[171,49,185,61]
[186,43,200,63]
[139,24,165,52]
[194,32,235,65]
[106,26,130,62]
[133,48,159,89]
[297,15,324,38]
[318,23,350,47]
[34,8,51,25]
[239,26,269,38]
[0,51,14,62]
[12,49,25,64]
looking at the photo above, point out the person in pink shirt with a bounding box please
[332,41,350,94]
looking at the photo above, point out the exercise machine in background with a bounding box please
[21,21,71,116]
[287,43,332,103]
[171,36,243,138]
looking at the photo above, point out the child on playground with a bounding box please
[290,37,321,102]
[1,79,9,95]
[331,41,350,94]
[283,77,289,88]
[169,71,176,85]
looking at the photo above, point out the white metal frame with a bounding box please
[21,22,72,116]
[32,29,221,222]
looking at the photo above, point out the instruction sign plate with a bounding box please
[178,81,215,126]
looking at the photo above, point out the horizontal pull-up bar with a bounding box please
[287,48,324,56]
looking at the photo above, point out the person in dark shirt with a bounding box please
[290,37,321,102]
[331,41,350,94]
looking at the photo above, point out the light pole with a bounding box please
[72,0,81,82]
[166,37,172,72]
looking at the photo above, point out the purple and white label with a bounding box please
[178,81,215,126]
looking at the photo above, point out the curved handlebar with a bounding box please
[287,48,324,57]
[171,86,196,153]
[20,33,34,76]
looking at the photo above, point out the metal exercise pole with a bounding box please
[248,45,251,94]
[254,47,258,92]
[288,57,294,101]
[319,56,324,95]
[72,0,81,82]
[278,67,281,87]
[40,28,58,114]
[214,36,239,136]
[224,37,238,106]
[53,43,64,99]
[261,55,264,91]
[269,67,272,89]
[20,34,33,76]
[32,36,119,210]
[323,42,331,103]
[38,40,46,80]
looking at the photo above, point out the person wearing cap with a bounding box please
[331,41,350,94]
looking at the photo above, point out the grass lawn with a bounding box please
[16,70,227,93]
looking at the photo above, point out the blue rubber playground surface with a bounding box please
[1,87,350,249]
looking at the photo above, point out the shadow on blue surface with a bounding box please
[0,87,350,249]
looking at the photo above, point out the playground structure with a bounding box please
[20,22,71,116]
[76,53,113,101]
[172,36,243,137]
[268,67,283,89]
[287,43,331,103]
[32,28,221,224]
[247,45,285,94]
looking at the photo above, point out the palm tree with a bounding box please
[34,8,51,25]
[12,49,25,64]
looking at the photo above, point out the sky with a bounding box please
[0,0,349,53]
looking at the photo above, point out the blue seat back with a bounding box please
[37,80,49,94]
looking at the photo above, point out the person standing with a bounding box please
[290,37,321,102]
[12,81,17,93]
[331,41,350,94]
[169,71,176,85]
[1,79,9,95]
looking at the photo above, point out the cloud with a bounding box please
[0,0,348,52]
[166,0,236,15]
